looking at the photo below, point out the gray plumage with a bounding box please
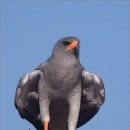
[15,37,105,130]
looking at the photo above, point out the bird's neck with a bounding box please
[49,54,80,67]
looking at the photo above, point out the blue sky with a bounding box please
[0,0,129,130]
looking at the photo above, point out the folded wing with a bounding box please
[14,70,43,130]
[77,70,105,128]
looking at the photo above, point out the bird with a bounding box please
[14,37,105,130]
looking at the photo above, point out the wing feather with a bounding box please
[77,70,105,128]
[14,70,43,130]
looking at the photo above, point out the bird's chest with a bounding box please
[44,64,81,93]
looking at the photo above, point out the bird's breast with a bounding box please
[44,63,82,94]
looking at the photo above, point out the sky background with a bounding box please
[0,0,130,130]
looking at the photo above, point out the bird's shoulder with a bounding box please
[82,70,103,86]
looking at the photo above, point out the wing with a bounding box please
[77,70,105,128]
[14,70,43,130]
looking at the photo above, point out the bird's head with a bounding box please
[52,37,80,60]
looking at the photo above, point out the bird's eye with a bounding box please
[62,41,70,46]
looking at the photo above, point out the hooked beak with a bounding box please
[73,46,79,60]
[66,40,79,60]
[66,40,79,49]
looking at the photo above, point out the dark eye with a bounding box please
[62,41,70,46]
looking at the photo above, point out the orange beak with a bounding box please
[67,40,78,49]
